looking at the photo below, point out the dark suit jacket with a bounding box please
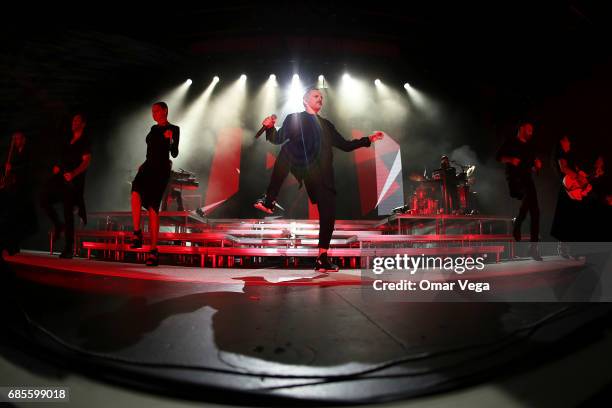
[266,111,371,195]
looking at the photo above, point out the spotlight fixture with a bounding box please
[240,74,247,81]
[404,83,410,89]
[343,73,351,81]
[269,74,276,80]
[293,74,300,80]
[213,76,220,82]
[374,79,381,86]
[318,74,324,81]
[186,79,193,85]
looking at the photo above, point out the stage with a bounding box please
[3,250,612,404]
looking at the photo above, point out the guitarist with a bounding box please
[496,121,542,260]
[559,137,604,202]
[552,135,610,245]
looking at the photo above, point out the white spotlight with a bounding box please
[404,82,410,89]
[267,73,278,88]
[317,74,327,89]
[343,73,351,81]
[186,79,193,85]
[374,79,381,86]
[213,76,220,83]
[240,74,247,81]
[284,72,304,114]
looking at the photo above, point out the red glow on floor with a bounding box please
[6,252,367,290]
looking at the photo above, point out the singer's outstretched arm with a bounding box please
[329,122,371,152]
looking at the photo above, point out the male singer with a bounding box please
[254,87,383,271]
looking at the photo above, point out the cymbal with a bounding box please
[409,173,425,182]
[466,165,476,178]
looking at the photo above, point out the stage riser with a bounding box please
[78,242,510,268]
[72,214,518,268]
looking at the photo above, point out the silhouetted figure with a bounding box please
[40,114,92,258]
[1,131,37,256]
[496,121,542,260]
[129,102,180,266]
[253,88,383,272]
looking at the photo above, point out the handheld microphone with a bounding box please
[255,114,277,139]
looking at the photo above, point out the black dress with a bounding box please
[131,123,180,211]
[0,146,37,252]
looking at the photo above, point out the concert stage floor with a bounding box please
[3,250,589,285]
[2,251,612,405]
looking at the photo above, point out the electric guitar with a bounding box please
[563,170,594,201]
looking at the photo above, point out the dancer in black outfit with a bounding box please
[254,88,383,272]
[550,135,584,256]
[496,121,543,260]
[40,114,92,258]
[130,102,180,266]
[1,131,37,256]
[2,131,30,190]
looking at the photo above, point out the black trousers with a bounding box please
[514,176,540,242]
[40,177,80,249]
[266,150,336,249]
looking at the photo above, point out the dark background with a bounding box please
[2,2,611,249]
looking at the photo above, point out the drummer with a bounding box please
[439,155,460,213]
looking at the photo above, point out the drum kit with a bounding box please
[395,162,478,215]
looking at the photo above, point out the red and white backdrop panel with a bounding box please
[353,130,404,216]
[203,127,243,214]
